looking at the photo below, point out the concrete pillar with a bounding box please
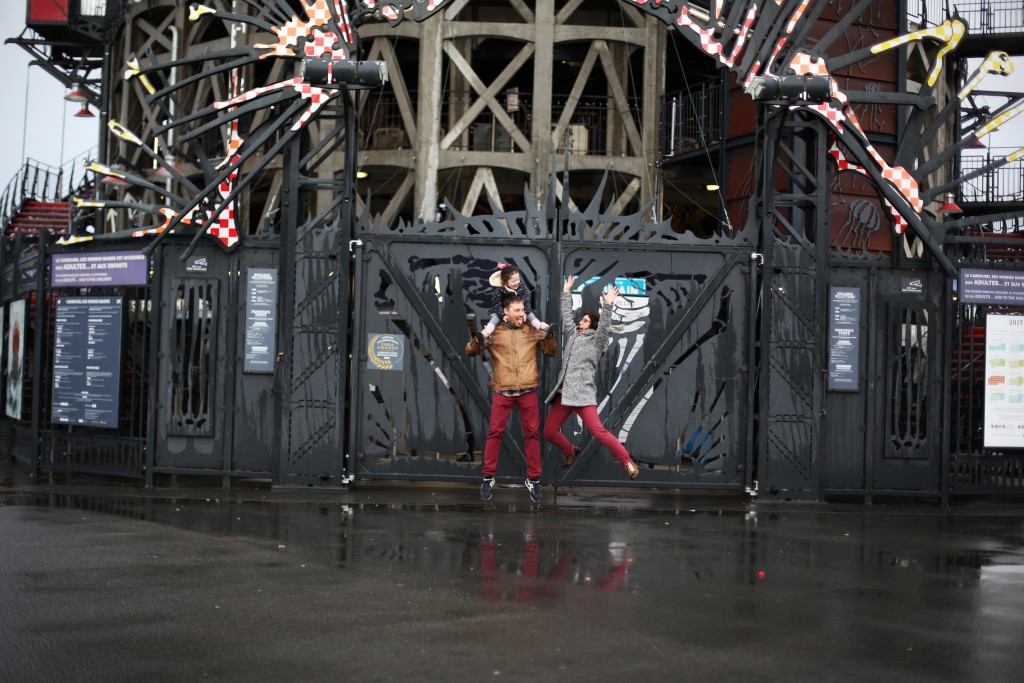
[415,17,444,221]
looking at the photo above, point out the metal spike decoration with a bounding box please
[82,1,1020,264]
[76,1,384,250]
[627,2,1023,272]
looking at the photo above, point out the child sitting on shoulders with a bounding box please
[481,263,549,338]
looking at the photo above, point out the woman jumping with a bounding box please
[543,275,639,480]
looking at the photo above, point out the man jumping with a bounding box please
[466,295,556,503]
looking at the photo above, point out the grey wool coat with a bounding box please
[545,292,614,406]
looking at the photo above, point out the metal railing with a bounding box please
[1,152,96,235]
[358,90,413,151]
[910,1,1024,33]
[958,154,1024,204]
[441,90,524,153]
[357,90,644,156]
[1,161,65,229]
[551,93,642,156]
[660,81,724,158]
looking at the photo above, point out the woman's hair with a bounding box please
[499,264,521,287]
[583,309,600,328]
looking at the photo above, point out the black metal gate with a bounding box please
[150,239,279,482]
[755,112,949,501]
[348,191,756,490]
[822,268,947,499]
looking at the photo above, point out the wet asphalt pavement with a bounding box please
[2,463,1024,682]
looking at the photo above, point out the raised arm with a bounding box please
[560,275,577,336]
[594,285,619,353]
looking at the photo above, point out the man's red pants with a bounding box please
[483,390,542,480]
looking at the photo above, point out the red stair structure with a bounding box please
[5,200,71,237]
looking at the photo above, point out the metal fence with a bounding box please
[357,89,643,156]
[949,304,1024,494]
[0,238,155,479]
[959,156,1024,204]
[909,1,1024,33]
[40,280,154,478]
[660,81,724,159]
[349,182,756,491]
[0,156,92,231]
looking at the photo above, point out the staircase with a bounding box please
[5,200,70,237]
[1,157,94,244]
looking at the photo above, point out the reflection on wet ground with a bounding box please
[5,489,1024,601]
[3,479,1024,681]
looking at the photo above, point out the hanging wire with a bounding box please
[434,36,465,212]
[20,62,31,173]
[59,99,69,170]
[616,2,658,219]
[433,33,465,206]
[435,155,464,212]
[660,171,726,225]
[668,29,731,231]
[357,49,390,158]
[354,33,406,226]
[548,4,733,230]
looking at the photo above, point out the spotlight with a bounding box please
[938,193,962,214]
[301,59,388,88]
[64,84,89,103]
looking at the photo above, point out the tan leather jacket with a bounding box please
[465,323,557,391]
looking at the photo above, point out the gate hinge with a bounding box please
[348,239,364,252]
[750,252,764,266]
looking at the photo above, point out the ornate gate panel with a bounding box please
[154,242,229,473]
[757,114,829,500]
[553,246,754,490]
[822,268,947,498]
[872,271,946,494]
[151,241,281,480]
[350,237,552,482]
[229,246,280,478]
[349,197,756,489]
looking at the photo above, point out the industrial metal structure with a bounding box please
[2,0,1023,501]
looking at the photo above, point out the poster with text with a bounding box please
[6,299,25,419]
[51,297,123,428]
[984,314,1024,448]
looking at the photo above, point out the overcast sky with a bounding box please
[0,4,1020,195]
[0,3,98,191]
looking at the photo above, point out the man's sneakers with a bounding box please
[482,477,542,503]
[480,477,495,501]
[525,478,542,503]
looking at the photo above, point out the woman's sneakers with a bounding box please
[480,477,495,501]
[625,461,639,480]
